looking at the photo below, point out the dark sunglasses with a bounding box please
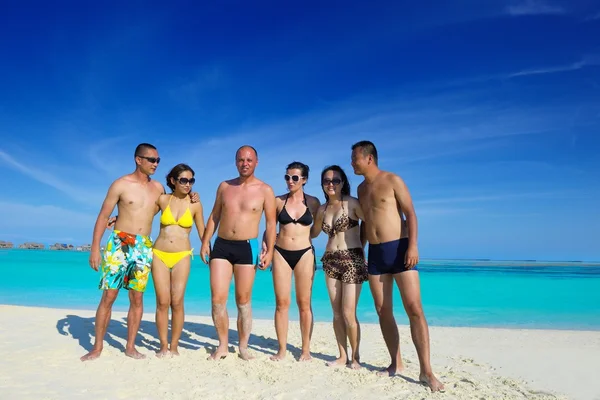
[137,155,161,164]
[177,177,195,185]
[284,174,303,182]
[322,178,342,186]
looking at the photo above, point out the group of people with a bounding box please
[80,141,444,392]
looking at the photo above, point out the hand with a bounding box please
[89,248,102,271]
[260,241,267,258]
[190,192,200,203]
[106,216,117,230]
[404,245,419,269]
[258,250,273,270]
[200,242,211,265]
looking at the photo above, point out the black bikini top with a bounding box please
[322,197,359,238]
[278,193,313,226]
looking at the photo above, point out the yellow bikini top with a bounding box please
[160,195,194,228]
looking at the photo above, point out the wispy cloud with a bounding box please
[506,0,565,16]
[418,191,569,205]
[508,55,600,78]
[168,65,226,110]
[0,150,101,204]
[584,11,600,21]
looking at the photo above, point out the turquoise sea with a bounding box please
[2,249,599,331]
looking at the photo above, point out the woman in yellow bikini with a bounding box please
[153,163,205,357]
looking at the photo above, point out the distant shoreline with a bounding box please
[1,248,599,265]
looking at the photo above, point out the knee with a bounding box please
[235,294,251,307]
[170,298,183,311]
[342,306,357,327]
[129,293,144,308]
[276,297,291,312]
[157,298,170,311]
[296,297,311,314]
[101,291,118,307]
[375,303,393,319]
[404,301,424,320]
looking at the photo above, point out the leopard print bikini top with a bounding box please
[321,197,359,238]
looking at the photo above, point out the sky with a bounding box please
[0,0,598,261]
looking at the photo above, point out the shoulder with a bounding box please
[346,195,360,207]
[316,203,327,215]
[218,180,232,192]
[157,193,169,207]
[151,179,165,193]
[259,181,275,196]
[305,193,320,203]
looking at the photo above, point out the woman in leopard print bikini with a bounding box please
[311,165,367,370]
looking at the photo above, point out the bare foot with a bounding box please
[155,348,171,358]
[299,352,312,361]
[377,363,404,377]
[80,349,102,362]
[125,348,146,360]
[170,348,180,356]
[420,373,445,392]
[348,359,362,370]
[239,347,255,361]
[270,351,286,361]
[208,346,229,360]
[326,357,347,367]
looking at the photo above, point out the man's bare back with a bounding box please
[357,171,409,245]
[217,178,269,241]
[111,174,164,236]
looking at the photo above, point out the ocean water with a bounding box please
[1,249,599,331]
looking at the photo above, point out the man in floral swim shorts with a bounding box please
[81,143,165,362]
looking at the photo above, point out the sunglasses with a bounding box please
[177,177,195,185]
[322,178,342,186]
[284,174,303,182]
[137,155,161,164]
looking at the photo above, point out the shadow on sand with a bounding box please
[56,314,379,367]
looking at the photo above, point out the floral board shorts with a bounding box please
[99,230,153,292]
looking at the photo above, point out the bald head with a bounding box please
[236,145,258,159]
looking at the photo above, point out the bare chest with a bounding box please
[360,184,395,212]
[120,186,160,210]
[222,187,264,214]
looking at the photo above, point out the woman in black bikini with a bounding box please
[311,165,367,369]
[269,161,321,361]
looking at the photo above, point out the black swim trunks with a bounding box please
[367,238,417,275]
[210,237,260,266]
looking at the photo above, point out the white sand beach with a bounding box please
[0,305,598,400]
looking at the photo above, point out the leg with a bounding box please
[169,255,191,355]
[395,271,444,391]
[342,282,363,369]
[125,289,145,359]
[152,256,172,357]
[270,250,292,361]
[368,274,403,376]
[234,264,257,360]
[294,249,315,361]
[325,275,348,366]
[208,259,234,360]
[80,289,119,361]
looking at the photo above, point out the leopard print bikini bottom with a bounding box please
[321,247,368,284]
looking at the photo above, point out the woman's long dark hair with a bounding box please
[166,163,195,192]
[320,165,350,203]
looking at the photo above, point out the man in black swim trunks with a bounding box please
[200,145,277,361]
[351,140,444,392]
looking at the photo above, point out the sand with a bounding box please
[0,305,598,400]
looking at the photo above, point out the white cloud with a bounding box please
[506,0,565,16]
[0,150,103,204]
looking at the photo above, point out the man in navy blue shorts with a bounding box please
[351,140,444,392]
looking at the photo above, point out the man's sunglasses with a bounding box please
[284,174,303,182]
[137,155,161,164]
[177,177,195,185]
[322,178,342,186]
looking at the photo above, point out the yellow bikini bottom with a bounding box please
[152,248,194,269]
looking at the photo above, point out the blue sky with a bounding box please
[0,0,598,261]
